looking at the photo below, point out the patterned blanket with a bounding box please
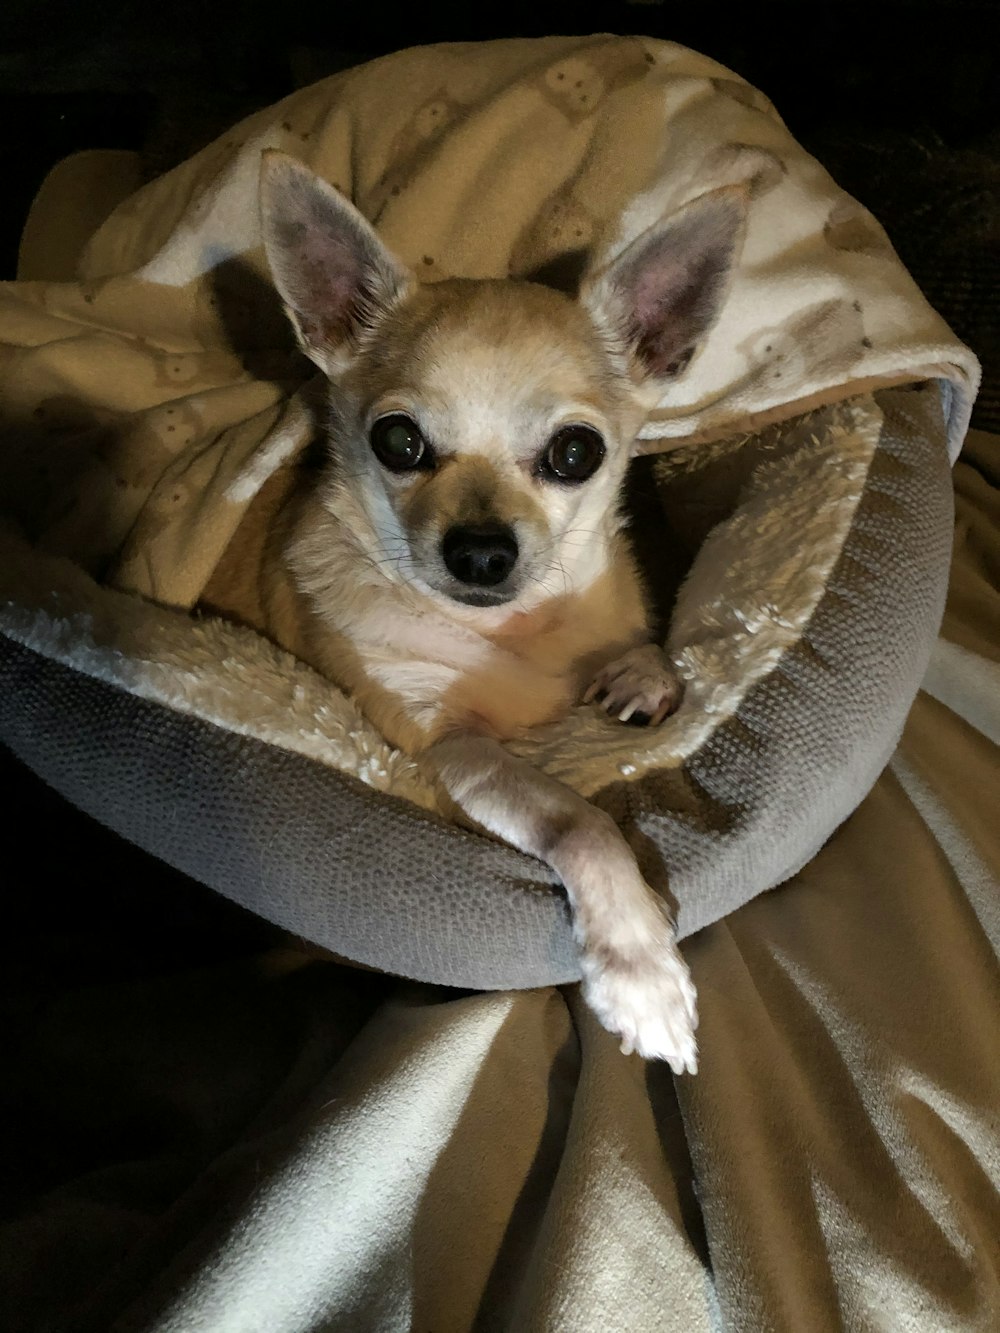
[0,35,978,612]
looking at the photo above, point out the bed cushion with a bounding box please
[0,35,977,985]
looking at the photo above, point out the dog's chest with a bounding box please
[352,583,643,743]
[352,604,577,740]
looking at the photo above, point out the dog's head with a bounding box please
[260,152,744,611]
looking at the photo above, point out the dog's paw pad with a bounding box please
[584,644,683,726]
[582,938,698,1073]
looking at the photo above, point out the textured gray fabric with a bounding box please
[0,386,953,984]
[604,382,954,937]
[0,642,575,989]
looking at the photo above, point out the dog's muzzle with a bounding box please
[441,523,518,588]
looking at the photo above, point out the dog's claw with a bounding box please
[586,644,683,727]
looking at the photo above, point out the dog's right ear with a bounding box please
[259,151,413,374]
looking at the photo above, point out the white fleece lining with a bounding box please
[509,395,883,795]
[0,526,440,813]
[0,395,881,808]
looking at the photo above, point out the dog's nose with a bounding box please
[442,524,518,587]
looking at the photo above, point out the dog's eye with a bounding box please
[370,414,429,472]
[541,425,605,483]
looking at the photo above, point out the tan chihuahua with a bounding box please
[248,152,744,1071]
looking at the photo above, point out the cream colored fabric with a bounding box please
[16,148,142,283]
[0,35,978,618]
[133,669,1000,1329]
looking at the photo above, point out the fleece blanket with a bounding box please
[2,425,997,1332]
[0,34,979,621]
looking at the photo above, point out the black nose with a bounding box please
[441,524,518,587]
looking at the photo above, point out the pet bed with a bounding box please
[0,35,980,989]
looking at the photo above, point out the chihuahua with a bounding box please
[241,151,744,1071]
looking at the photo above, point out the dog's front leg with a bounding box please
[427,733,698,1072]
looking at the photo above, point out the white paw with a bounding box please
[581,934,698,1073]
[583,643,683,726]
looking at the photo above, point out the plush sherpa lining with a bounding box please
[0,391,882,813]
[0,526,439,812]
[510,394,882,795]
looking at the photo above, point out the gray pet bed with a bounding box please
[0,36,973,990]
[0,383,953,987]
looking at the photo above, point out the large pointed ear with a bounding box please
[259,151,414,373]
[582,186,746,390]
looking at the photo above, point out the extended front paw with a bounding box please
[580,935,698,1073]
[584,643,683,726]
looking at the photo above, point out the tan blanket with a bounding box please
[0,34,979,614]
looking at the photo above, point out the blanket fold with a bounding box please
[0,34,978,614]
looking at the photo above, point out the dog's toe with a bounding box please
[582,936,699,1073]
[585,644,684,727]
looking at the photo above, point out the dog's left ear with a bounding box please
[582,185,746,391]
[259,151,414,374]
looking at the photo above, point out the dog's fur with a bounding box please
[212,152,745,1069]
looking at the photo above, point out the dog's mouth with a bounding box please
[445,586,518,608]
[404,563,522,609]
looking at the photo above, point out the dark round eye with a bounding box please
[369,414,429,472]
[541,425,605,482]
